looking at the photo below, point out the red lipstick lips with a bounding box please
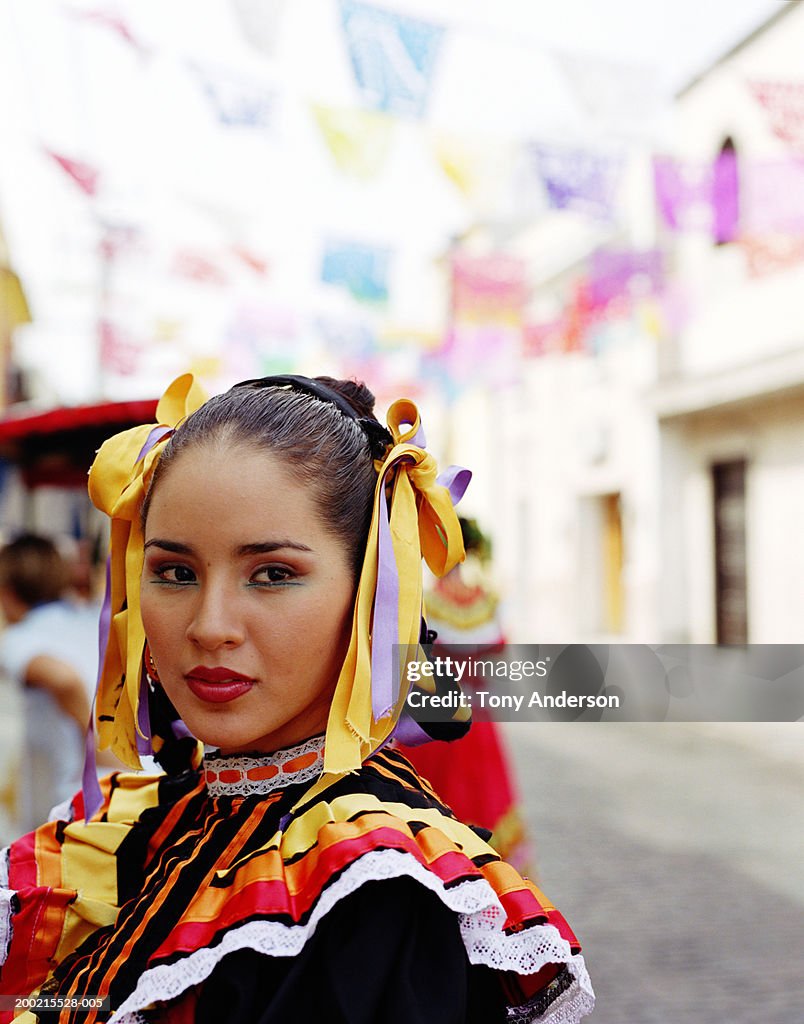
[185,666,255,703]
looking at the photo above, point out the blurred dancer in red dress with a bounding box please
[397,517,532,872]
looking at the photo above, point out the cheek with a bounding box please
[325,584,357,643]
[140,587,156,639]
[140,587,171,662]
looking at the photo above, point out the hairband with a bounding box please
[234,375,394,458]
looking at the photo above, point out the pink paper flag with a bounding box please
[45,149,99,196]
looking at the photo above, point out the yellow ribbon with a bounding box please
[88,374,207,767]
[323,398,466,774]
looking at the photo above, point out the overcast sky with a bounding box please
[371,0,780,90]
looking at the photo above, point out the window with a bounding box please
[712,137,740,245]
[712,460,748,644]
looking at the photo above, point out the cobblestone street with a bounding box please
[505,722,804,1023]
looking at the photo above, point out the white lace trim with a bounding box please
[203,735,325,797]
[109,848,583,1023]
[0,846,12,967]
[0,886,16,967]
[458,903,574,974]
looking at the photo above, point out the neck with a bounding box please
[203,734,326,797]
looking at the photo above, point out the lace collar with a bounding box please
[203,734,325,797]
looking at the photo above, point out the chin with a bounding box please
[176,714,255,754]
[199,729,263,754]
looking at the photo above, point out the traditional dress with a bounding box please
[0,736,593,1023]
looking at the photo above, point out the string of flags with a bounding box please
[24,1,804,395]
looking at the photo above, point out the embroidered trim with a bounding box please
[0,845,12,966]
[203,735,326,797]
[527,958,595,1024]
[507,963,576,1022]
[109,849,589,1023]
[0,887,17,968]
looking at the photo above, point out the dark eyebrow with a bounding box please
[143,539,194,554]
[237,541,313,556]
[142,539,313,555]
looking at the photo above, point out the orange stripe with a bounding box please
[145,780,205,865]
[372,752,445,804]
[94,799,266,998]
[33,820,64,887]
[25,825,70,976]
[59,810,214,1012]
[366,757,423,790]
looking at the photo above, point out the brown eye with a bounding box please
[158,564,196,584]
[251,566,295,585]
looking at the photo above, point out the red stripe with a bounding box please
[7,830,39,889]
[545,907,581,952]
[0,887,73,1006]
[153,827,551,961]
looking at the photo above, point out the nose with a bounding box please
[186,580,245,651]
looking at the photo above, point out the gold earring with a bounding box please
[144,644,160,682]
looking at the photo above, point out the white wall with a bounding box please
[661,392,804,642]
[670,3,804,379]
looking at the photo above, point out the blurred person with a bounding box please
[397,516,532,871]
[0,533,98,830]
[0,374,593,1022]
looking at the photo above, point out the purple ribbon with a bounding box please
[171,718,194,740]
[370,457,405,719]
[390,715,432,747]
[136,674,152,755]
[383,467,472,750]
[369,452,471,721]
[437,465,472,505]
[81,424,172,820]
[82,559,112,819]
[139,425,172,459]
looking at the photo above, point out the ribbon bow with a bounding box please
[87,374,207,770]
[324,398,470,774]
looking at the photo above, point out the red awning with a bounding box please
[0,398,159,487]
[0,399,158,442]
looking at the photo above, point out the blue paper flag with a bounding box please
[321,240,391,304]
[339,0,444,119]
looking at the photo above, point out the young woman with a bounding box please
[0,374,594,1024]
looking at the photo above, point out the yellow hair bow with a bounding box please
[88,374,207,768]
[324,398,468,774]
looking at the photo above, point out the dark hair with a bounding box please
[459,517,491,561]
[0,533,70,607]
[142,377,382,573]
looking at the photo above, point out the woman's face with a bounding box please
[140,442,356,754]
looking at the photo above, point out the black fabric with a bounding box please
[194,878,505,1024]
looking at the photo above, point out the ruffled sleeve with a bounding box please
[177,878,505,1024]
